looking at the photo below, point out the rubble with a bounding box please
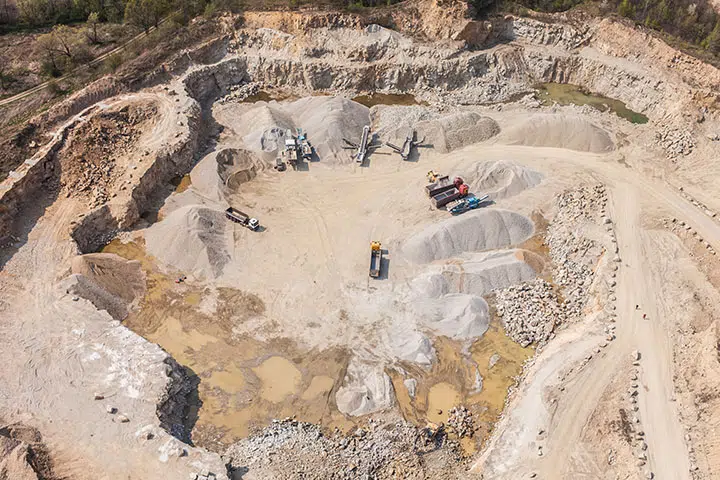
[655,126,694,160]
[496,279,563,347]
[447,406,475,438]
[223,418,465,478]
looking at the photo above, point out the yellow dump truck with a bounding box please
[369,241,382,278]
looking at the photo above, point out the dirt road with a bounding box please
[470,142,707,479]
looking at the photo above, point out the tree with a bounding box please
[36,25,80,76]
[124,0,161,32]
[17,0,50,24]
[86,11,101,43]
[704,21,720,54]
[0,55,17,90]
[618,0,635,18]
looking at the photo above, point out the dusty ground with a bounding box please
[1,3,720,479]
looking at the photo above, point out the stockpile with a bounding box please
[402,209,535,264]
[223,418,465,479]
[495,279,563,347]
[655,126,694,160]
[546,184,607,320]
[496,114,614,153]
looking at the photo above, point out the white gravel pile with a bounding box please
[145,205,231,279]
[496,114,614,153]
[413,293,490,341]
[463,160,544,201]
[411,249,541,298]
[335,361,394,417]
[402,209,534,264]
[417,111,500,153]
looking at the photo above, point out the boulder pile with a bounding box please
[447,406,475,438]
[546,184,607,320]
[496,184,607,347]
[223,417,464,478]
[496,279,563,347]
[655,126,694,160]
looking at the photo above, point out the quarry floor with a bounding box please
[2,92,720,480]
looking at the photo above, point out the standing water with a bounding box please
[536,83,649,124]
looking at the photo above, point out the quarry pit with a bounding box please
[2,5,720,480]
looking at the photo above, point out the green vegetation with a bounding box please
[496,0,720,58]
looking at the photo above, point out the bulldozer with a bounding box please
[427,170,441,183]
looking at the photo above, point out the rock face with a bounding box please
[156,358,201,443]
[0,423,54,480]
[67,253,146,320]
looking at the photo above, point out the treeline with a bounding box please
[471,0,720,57]
[0,0,233,27]
[615,0,720,53]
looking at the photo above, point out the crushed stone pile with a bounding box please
[496,279,563,347]
[402,209,534,264]
[215,148,265,190]
[66,253,145,320]
[145,205,231,280]
[463,160,544,201]
[223,418,467,480]
[416,111,500,153]
[372,105,440,147]
[496,114,614,153]
[546,184,607,320]
[413,293,490,341]
[237,104,296,155]
[335,361,394,417]
[282,96,370,163]
[411,250,541,298]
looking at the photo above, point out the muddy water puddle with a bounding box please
[101,239,353,451]
[242,90,298,103]
[536,82,649,124]
[352,92,428,108]
[102,238,532,452]
[391,327,532,454]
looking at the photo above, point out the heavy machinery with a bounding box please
[225,207,260,231]
[432,183,469,209]
[386,130,428,161]
[369,241,383,278]
[427,170,441,183]
[426,176,463,198]
[448,194,489,214]
[282,129,300,169]
[343,125,382,164]
[297,128,313,160]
